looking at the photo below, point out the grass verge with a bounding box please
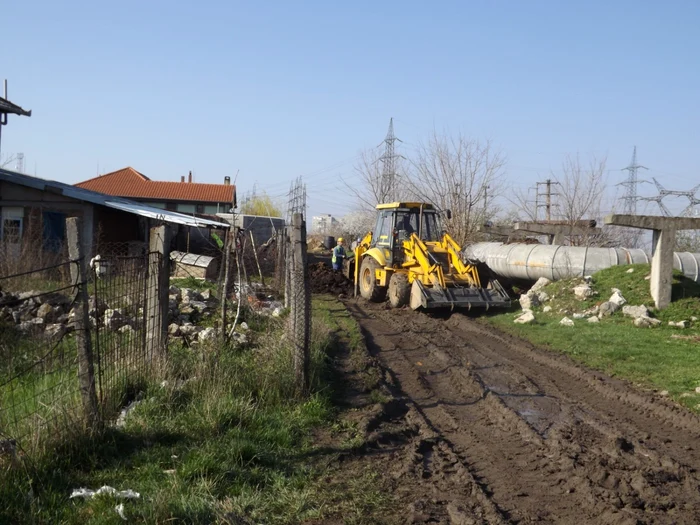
[0,299,385,524]
[484,264,700,412]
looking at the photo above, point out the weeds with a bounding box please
[0,299,385,524]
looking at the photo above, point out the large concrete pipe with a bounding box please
[464,242,700,283]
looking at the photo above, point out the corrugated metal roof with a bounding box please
[75,167,235,203]
[0,168,230,229]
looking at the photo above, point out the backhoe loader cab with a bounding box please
[352,202,511,311]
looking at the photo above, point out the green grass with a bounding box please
[0,299,386,524]
[170,277,218,292]
[485,264,700,412]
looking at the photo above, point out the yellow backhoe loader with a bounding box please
[349,202,511,310]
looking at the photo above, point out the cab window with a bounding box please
[372,211,392,247]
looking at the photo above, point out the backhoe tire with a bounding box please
[388,272,411,308]
[359,257,387,302]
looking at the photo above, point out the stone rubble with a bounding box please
[560,317,575,327]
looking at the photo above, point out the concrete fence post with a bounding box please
[289,213,310,394]
[146,224,172,361]
[66,217,100,428]
[284,225,292,309]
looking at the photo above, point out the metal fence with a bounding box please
[0,241,166,455]
[0,260,83,452]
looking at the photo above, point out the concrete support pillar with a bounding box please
[650,227,676,309]
[605,214,700,310]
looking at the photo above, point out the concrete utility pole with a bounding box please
[536,179,559,221]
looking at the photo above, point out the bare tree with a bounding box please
[405,131,506,245]
[343,148,409,211]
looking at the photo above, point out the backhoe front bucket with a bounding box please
[409,280,511,311]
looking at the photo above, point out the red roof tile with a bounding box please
[75,167,235,204]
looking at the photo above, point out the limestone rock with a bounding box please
[168,323,181,337]
[634,316,661,328]
[669,320,690,328]
[519,293,539,310]
[609,289,627,307]
[119,325,135,335]
[573,313,586,319]
[180,288,203,304]
[36,303,56,322]
[543,306,552,313]
[180,323,202,336]
[44,323,66,339]
[104,309,126,331]
[573,284,593,300]
[198,327,218,342]
[626,268,635,273]
[514,311,535,324]
[587,316,600,323]
[622,305,650,319]
[531,277,552,293]
[560,317,575,326]
[598,301,619,318]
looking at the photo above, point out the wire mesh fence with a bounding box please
[0,260,83,454]
[0,244,165,455]
[90,253,158,420]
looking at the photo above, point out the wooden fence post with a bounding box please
[146,224,172,361]
[289,213,310,394]
[66,217,99,428]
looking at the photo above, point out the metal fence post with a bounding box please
[66,217,99,428]
[289,213,310,394]
[146,224,171,361]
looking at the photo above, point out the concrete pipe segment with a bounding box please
[464,242,700,283]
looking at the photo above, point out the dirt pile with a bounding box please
[308,262,353,295]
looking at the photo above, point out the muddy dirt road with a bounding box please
[345,299,700,524]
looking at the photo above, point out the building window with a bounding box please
[195,204,205,214]
[2,218,22,243]
[165,202,177,211]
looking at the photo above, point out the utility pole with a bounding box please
[378,118,403,202]
[536,179,559,221]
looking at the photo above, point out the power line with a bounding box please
[617,146,649,216]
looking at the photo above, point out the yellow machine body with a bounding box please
[351,202,510,310]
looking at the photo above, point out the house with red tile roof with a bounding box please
[75,167,236,216]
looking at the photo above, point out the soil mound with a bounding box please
[308,262,353,295]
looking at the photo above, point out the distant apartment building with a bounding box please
[312,214,338,234]
[75,167,236,215]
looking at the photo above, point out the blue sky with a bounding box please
[3,0,699,219]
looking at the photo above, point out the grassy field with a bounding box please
[484,264,700,412]
[0,298,384,524]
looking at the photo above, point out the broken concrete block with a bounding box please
[531,277,552,293]
[573,284,593,300]
[598,301,619,317]
[560,317,575,326]
[622,305,651,319]
[519,293,540,310]
[587,316,600,323]
[634,316,661,328]
[543,306,552,313]
[514,311,535,324]
[573,313,586,319]
[609,289,627,307]
[668,320,690,328]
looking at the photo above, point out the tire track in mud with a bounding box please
[346,300,700,524]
